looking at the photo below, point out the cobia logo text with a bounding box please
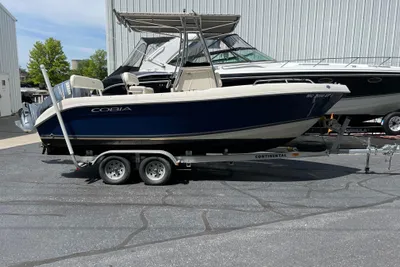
[91,107,132,112]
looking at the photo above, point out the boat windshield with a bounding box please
[169,34,276,65]
[122,37,174,67]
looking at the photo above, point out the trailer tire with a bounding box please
[139,157,172,185]
[383,112,400,135]
[99,156,132,185]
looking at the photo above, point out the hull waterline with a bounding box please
[41,118,319,155]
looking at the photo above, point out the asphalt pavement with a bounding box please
[0,115,25,139]
[2,137,400,266]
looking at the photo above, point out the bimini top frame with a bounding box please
[113,11,241,36]
[113,10,241,92]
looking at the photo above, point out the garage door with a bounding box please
[0,74,11,117]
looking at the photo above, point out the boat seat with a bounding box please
[121,72,154,94]
[175,66,222,92]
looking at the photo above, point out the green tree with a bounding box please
[72,49,108,80]
[27,38,70,87]
[87,49,107,80]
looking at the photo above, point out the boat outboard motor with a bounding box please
[15,80,69,133]
[15,103,35,133]
[15,100,50,133]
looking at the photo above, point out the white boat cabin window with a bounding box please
[168,34,276,65]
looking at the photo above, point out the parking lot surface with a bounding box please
[2,139,400,266]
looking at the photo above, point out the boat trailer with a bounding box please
[40,65,400,185]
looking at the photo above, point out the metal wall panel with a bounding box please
[106,0,400,73]
[0,3,21,115]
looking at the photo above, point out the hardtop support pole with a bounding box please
[40,65,83,169]
[171,18,186,92]
[193,17,220,87]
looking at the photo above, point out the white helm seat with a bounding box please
[121,72,154,94]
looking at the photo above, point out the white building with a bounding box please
[71,59,83,70]
[0,3,20,117]
[106,0,400,74]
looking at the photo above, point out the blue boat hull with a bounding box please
[37,92,343,155]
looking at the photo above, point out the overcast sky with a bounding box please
[2,0,107,68]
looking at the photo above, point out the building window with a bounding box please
[1,80,5,86]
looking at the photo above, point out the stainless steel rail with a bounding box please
[277,56,400,68]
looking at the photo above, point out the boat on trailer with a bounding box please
[15,11,349,185]
[102,32,400,135]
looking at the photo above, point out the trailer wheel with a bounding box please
[139,157,172,185]
[383,112,400,135]
[99,156,131,185]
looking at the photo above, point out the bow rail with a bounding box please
[277,56,400,68]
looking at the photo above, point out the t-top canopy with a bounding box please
[113,10,241,36]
